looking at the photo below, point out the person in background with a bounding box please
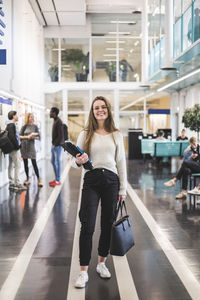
[176,129,188,141]
[73,96,127,288]
[155,130,166,141]
[119,57,134,81]
[6,111,27,191]
[20,113,43,187]
[49,107,64,187]
[164,137,200,199]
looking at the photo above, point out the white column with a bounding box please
[58,38,61,82]
[114,89,119,128]
[89,36,92,82]
[143,96,147,134]
[62,89,68,124]
[142,0,148,83]
[134,114,139,129]
[116,22,119,82]
[164,0,173,67]
[89,89,93,108]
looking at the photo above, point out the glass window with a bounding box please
[45,38,59,82]
[119,38,141,82]
[68,90,89,112]
[194,0,200,42]
[92,38,116,82]
[182,0,192,13]
[174,0,182,21]
[174,18,182,57]
[183,5,192,50]
[61,38,89,82]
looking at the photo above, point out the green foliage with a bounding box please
[105,61,116,81]
[48,65,58,82]
[62,49,88,72]
[182,104,200,137]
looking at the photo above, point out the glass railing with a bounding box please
[148,0,200,78]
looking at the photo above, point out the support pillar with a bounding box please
[62,89,68,124]
[142,0,148,83]
[164,0,173,67]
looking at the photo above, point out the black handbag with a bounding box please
[110,201,135,256]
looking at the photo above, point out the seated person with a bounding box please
[164,137,200,199]
[176,129,188,141]
[155,130,167,141]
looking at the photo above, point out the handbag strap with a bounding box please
[116,200,128,219]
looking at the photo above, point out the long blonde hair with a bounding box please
[83,96,118,154]
[24,113,34,125]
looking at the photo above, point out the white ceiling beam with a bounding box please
[38,0,55,11]
[43,12,59,26]
[58,12,86,26]
[54,0,86,11]
[28,0,46,25]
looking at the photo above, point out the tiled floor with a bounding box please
[0,158,199,300]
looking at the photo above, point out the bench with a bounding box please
[141,139,189,161]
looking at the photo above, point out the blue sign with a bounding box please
[0,49,6,64]
[0,97,12,105]
[0,1,6,64]
[148,109,170,115]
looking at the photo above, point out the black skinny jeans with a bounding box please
[79,168,119,266]
[23,158,40,179]
[176,160,200,190]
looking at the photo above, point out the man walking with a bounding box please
[49,107,64,187]
[6,111,27,191]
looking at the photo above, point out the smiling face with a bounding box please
[28,114,34,124]
[93,99,108,122]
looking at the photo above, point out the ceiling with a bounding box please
[29,0,150,26]
[30,0,200,109]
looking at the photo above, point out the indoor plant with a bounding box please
[48,65,58,82]
[62,49,88,81]
[182,104,200,141]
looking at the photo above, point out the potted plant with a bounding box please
[48,65,58,82]
[182,104,200,141]
[105,61,116,81]
[62,49,88,81]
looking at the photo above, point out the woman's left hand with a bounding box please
[118,194,126,202]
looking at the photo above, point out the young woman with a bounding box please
[20,113,43,187]
[164,136,200,198]
[72,96,127,288]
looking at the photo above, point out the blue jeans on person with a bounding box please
[51,146,62,182]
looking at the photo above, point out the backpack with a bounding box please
[0,130,14,154]
[63,123,68,141]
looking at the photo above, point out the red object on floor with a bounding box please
[49,181,61,186]
[49,180,56,185]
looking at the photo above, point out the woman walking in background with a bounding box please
[20,113,43,187]
[72,96,127,288]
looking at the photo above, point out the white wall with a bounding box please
[12,0,44,105]
[0,0,45,188]
[0,0,12,91]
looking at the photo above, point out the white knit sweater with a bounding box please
[72,130,127,195]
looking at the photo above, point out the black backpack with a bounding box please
[63,123,68,141]
[0,130,14,154]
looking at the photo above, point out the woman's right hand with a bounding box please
[75,153,88,165]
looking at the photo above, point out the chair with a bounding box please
[189,173,200,190]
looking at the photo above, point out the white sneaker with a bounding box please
[164,179,175,187]
[175,191,187,199]
[75,271,88,288]
[96,262,111,278]
[188,187,200,194]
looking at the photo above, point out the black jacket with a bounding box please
[6,123,20,150]
[52,117,64,146]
